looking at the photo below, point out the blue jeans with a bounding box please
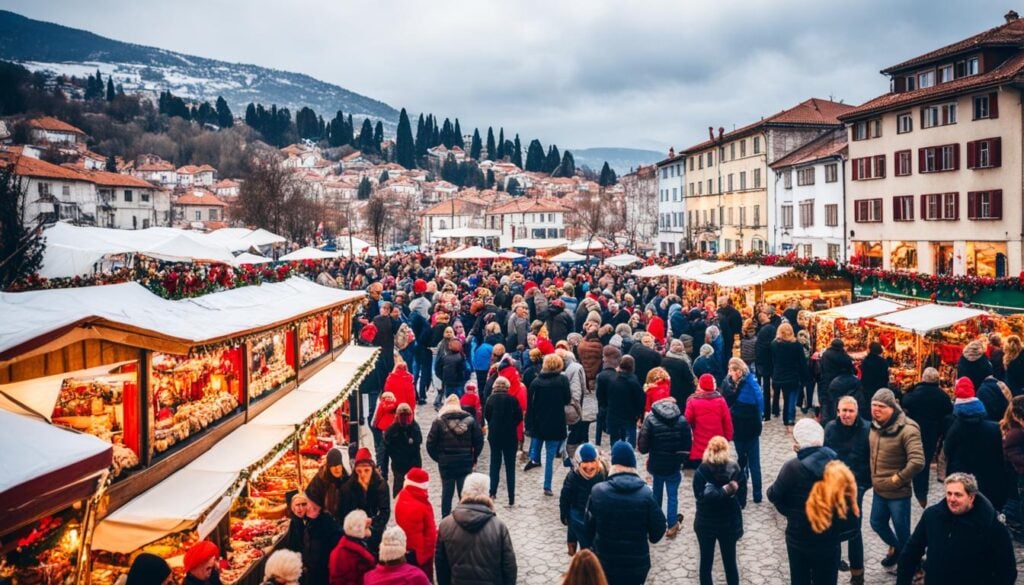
[652,471,682,527]
[530,439,562,491]
[776,382,800,425]
[733,437,762,501]
[606,418,637,447]
[567,508,593,549]
[869,492,911,551]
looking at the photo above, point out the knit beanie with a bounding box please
[404,467,429,490]
[954,377,975,402]
[610,440,636,468]
[326,447,344,468]
[793,418,824,449]
[537,337,555,356]
[378,526,408,563]
[354,447,374,466]
[304,477,326,508]
[413,279,427,294]
[183,541,219,574]
[871,388,900,410]
[698,373,716,392]
[578,443,598,463]
[126,553,171,585]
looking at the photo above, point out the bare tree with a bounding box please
[0,168,45,289]
[232,150,291,235]
[569,189,613,262]
[364,194,389,253]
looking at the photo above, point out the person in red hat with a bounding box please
[395,467,438,580]
[340,448,391,554]
[372,392,398,481]
[183,540,221,585]
[536,336,555,356]
[684,374,734,468]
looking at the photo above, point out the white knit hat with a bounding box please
[378,526,408,562]
[460,472,491,502]
[793,418,824,449]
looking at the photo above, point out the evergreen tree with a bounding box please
[105,75,115,101]
[395,108,416,169]
[454,119,464,148]
[296,107,320,140]
[469,129,482,160]
[431,119,440,148]
[347,115,354,145]
[598,162,618,186]
[496,128,506,159]
[215,96,234,128]
[415,113,429,156]
[358,118,375,153]
[485,169,495,189]
[373,121,384,151]
[357,176,372,200]
[245,103,258,127]
[318,115,326,138]
[543,145,561,174]
[485,127,496,161]
[525,139,545,172]
[379,169,390,184]
[105,155,118,172]
[507,177,521,196]
[512,134,523,168]
[555,150,576,177]
[440,154,460,185]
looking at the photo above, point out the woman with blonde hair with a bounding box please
[770,322,808,426]
[693,436,745,585]
[803,460,862,584]
[561,549,608,585]
[643,367,672,413]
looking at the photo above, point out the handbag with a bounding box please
[564,398,582,425]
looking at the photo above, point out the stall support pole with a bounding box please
[78,473,107,585]
[349,386,361,448]
[140,350,153,467]
[293,428,304,489]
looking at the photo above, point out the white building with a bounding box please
[4,152,97,225]
[770,128,848,261]
[26,117,85,146]
[177,165,217,187]
[130,156,179,186]
[655,150,686,254]
[619,165,659,249]
[485,197,570,248]
[90,170,167,229]
[419,197,483,244]
[173,189,228,228]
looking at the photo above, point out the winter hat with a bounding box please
[354,447,374,466]
[578,443,598,463]
[183,540,219,574]
[378,526,409,563]
[404,467,429,490]
[461,472,492,501]
[304,477,326,508]
[444,394,461,408]
[611,440,636,468]
[792,418,825,450]
[954,377,976,402]
[609,334,623,349]
[326,447,344,468]
[126,553,171,585]
[413,279,427,294]
[871,388,900,410]
[698,373,716,392]
[537,337,555,355]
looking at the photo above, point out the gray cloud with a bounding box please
[5,0,1011,150]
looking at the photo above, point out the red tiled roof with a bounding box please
[769,129,848,169]
[420,198,478,216]
[27,116,85,136]
[212,179,240,189]
[0,152,89,182]
[683,98,853,154]
[83,170,158,189]
[136,161,176,172]
[839,51,1024,121]
[881,16,1024,74]
[487,197,569,215]
[177,164,217,174]
[175,190,227,207]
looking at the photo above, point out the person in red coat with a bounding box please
[328,509,376,585]
[384,363,417,415]
[372,392,398,480]
[394,468,438,581]
[460,382,482,423]
[364,526,430,585]
[643,367,672,414]
[646,309,666,346]
[684,374,734,468]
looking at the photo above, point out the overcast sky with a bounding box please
[6,0,1013,152]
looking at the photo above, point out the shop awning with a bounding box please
[567,239,606,252]
[0,410,112,536]
[239,228,287,247]
[815,298,906,321]
[430,228,501,240]
[498,251,525,259]
[438,246,499,260]
[232,252,273,266]
[279,247,337,261]
[604,254,642,267]
[871,304,989,335]
[631,265,665,278]
[661,259,734,280]
[91,345,375,554]
[697,265,793,287]
[0,278,364,363]
[549,251,588,263]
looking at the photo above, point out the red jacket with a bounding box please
[328,536,376,585]
[499,363,528,441]
[647,316,666,345]
[373,395,398,432]
[460,391,481,422]
[364,563,430,585]
[684,390,734,461]
[394,485,437,566]
[644,379,672,414]
[384,365,417,414]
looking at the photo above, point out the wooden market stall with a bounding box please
[812,298,907,353]
[672,264,852,311]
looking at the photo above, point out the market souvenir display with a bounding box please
[51,365,141,478]
[1,511,83,585]
[248,330,296,400]
[331,307,352,349]
[299,313,330,367]
[151,348,243,455]
[91,531,196,584]
[921,314,1000,387]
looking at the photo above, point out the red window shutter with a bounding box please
[966,141,977,169]
[875,155,885,178]
[992,190,1003,219]
[967,191,978,219]
[993,137,1002,167]
[952,192,960,220]
[893,197,902,221]
[952,143,960,170]
[920,194,928,220]
[918,148,926,173]
[851,159,860,180]
[990,92,999,118]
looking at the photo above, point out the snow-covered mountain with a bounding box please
[571,147,666,176]
[0,10,398,125]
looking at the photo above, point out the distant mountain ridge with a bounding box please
[571,147,665,175]
[0,10,399,124]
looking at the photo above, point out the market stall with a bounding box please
[631,265,665,279]
[812,298,907,353]
[669,263,851,311]
[437,246,500,260]
[604,254,643,268]
[549,250,588,264]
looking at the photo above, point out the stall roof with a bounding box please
[567,239,607,252]
[430,228,501,239]
[0,278,365,363]
[661,259,734,279]
[0,410,112,536]
[498,251,525,259]
[697,264,793,287]
[871,304,988,335]
[815,298,907,321]
[549,250,588,263]
[604,254,643,267]
[232,252,273,266]
[510,238,568,250]
[91,345,375,554]
[631,265,665,278]
[438,245,499,260]
[279,246,337,261]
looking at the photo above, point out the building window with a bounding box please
[783,170,793,189]
[921,192,959,220]
[698,156,703,170]
[967,190,1002,220]
[781,205,793,229]
[730,143,735,160]
[917,70,935,88]
[799,200,814,227]
[727,207,734,225]
[194,210,202,221]
[921,102,957,128]
[851,155,885,180]
[62,185,70,196]
[209,208,219,221]
[854,198,883,223]
[707,152,714,167]
[689,158,694,171]
[897,112,913,134]
[689,183,694,196]
[893,195,915,221]
[753,168,761,189]
[707,179,713,194]
[38,182,51,197]
[797,168,815,186]
[972,93,998,120]
[740,140,746,157]
[698,181,703,196]
[825,204,838,226]
[124,189,133,202]
[967,137,1001,169]
[142,218,150,228]
[824,163,838,183]
[967,56,979,75]
[141,192,150,202]
[919,144,959,172]
[727,174,734,191]
[753,137,761,154]
[939,64,954,83]
[661,168,668,179]
[895,150,912,176]
[853,119,882,140]
[739,171,747,190]
[827,243,840,260]
[905,75,916,91]
[801,244,813,258]
[753,205,760,226]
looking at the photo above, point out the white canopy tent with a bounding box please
[240,228,287,247]
[278,247,338,261]
[232,252,273,266]
[870,304,988,335]
[510,238,568,250]
[429,228,501,240]
[438,246,499,260]
[549,250,588,263]
[142,234,237,264]
[567,239,607,252]
[662,259,734,280]
[815,298,906,321]
[697,265,793,287]
[604,253,643,267]
[335,235,372,253]
[498,251,525,259]
[631,265,665,278]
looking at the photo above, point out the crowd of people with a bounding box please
[123,253,1022,585]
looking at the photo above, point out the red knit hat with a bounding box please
[404,467,429,490]
[698,374,716,392]
[413,279,427,294]
[183,541,219,574]
[354,447,374,466]
[524,281,537,292]
[537,337,555,356]
[954,377,975,400]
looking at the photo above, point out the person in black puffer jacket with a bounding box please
[818,339,854,414]
[595,346,622,446]
[824,395,871,582]
[693,436,746,585]
[383,404,422,496]
[824,367,864,425]
[436,339,470,398]
[525,353,572,494]
[542,299,575,344]
[629,333,662,387]
[605,356,645,447]
[769,323,807,425]
[943,385,1007,510]
[638,397,693,538]
[339,448,391,553]
[299,480,343,585]
[436,473,518,585]
[661,339,696,404]
[859,342,893,404]
[427,394,485,517]
[720,358,764,503]
[484,376,523,506]
[559,443,608,554]
[900,368,953,506]
[976,375,1011,422]
[754,312,776,420]
[956,340,993,393]
[585,441,666,585]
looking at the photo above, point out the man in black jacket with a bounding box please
[542,299,574,343]
[427,395,485,517]
[628,332,662,385]
[896,473,1017,585]
[594,346,622,446]
[637,397,692,538]
[900,367,952,507]
[824,396,871,583]
[605,356,644,447]
[661,339,697,404]
[754,311,776,421]
[818,339,854,415]
[484,376,523,506]
[299,480,343,585]
[716,296,743,361]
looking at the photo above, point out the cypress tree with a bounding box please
[395,108,416,169]
[105,75,115,101]
[485,127,496,161]
[215,97,234,128]
[598,162,618,186]
[357,176,372,200]
[358,118,375,152]
[512,134,523,168]
[485,169,495,189]
[525,139,545,172]
[245,103,257,128]
[379,169,389,184]
[469,129,482,160]
[496,128,506,159]
[557,150,576,177]
[105,155,117,172]
[431,118,440,148]
[454,119,464,148]
[415,113,428,156]
[544,145,561,174]
[374,121,384,150]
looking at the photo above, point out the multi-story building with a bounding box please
[620,164,659,250]
[173,189,228,228]
[839,10,1024,277]
[769,128,848,261]
[90,170,167,229]
[485,197,570,248]
[3,151,97,225]
[26,117,85,146]
[655,150,686,254]
[681,98,853,254]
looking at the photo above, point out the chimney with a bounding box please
[668,147,675,158]
[1007,10,1019,22]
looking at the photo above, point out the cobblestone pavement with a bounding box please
[398,391,1024,584]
